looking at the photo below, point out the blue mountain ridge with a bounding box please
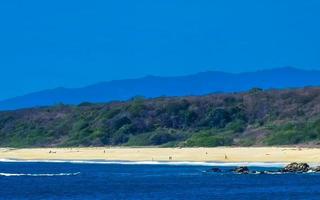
[1,67,320,110]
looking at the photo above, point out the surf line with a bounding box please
[0,159,287,167]
[0,172,80,177]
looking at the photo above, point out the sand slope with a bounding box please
[1,147,320,163]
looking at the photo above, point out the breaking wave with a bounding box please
[0,172,80,177]
[0,159,286,167]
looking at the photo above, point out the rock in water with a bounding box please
[233,166,250,174]
[283,162,310,173]
[207,168,222,173]
[310,166,320,172]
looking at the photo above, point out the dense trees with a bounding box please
[0,87,320,147]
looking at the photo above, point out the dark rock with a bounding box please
[208,168,222,173]
[282,162,310,173]
[233,166,249,174]
[310,166,320,172]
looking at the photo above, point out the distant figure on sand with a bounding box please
[169,156,172,160]
[224,154,228,160]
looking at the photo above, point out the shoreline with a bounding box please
[0,159,287,167]
[1,147,320,164]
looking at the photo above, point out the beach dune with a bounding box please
[1,147,320,163]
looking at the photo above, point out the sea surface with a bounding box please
[1,160,320,200]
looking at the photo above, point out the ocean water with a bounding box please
[1,161,320,200]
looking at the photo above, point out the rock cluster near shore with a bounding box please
[232,166,250,174]
[207,162,320,174]
[281,162,320,173]
[282,162,310,173]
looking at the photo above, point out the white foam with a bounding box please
[0,159,287,167]
[0,172,80,177]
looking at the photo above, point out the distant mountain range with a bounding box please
[1,67,320,110]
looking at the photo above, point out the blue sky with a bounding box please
[0,0,320,100]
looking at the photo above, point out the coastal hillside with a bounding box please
[1,67,320,110]
[0,87,320,147]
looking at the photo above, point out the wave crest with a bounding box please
[0,159,286,167]
[0,172,80,177]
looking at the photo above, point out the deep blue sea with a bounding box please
[1,161,320,200]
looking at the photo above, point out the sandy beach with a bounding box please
[0,147,320,163]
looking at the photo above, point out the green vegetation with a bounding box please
[184,130,233,147]
[0,87,320,147]
[125,129,190,146]
[264,120,320,145]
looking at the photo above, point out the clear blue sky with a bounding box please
[0,0,320,100]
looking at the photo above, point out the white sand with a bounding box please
[1,147,320,163]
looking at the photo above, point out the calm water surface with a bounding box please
[0,161,320,200]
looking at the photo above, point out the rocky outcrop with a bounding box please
[282,162,310,173]
[206,163,320,174]
[232,166,250,174]
[207,168,222,173]
[311,166,320,172]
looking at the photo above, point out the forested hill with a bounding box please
[1,87,320,147]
